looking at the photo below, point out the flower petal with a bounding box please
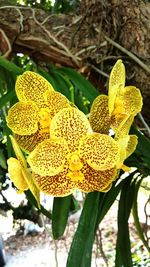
[126,135,138,158]
[77,163,117,192]
[116,135,138,168]
[15,128,50,153]
[44,90,70,117]
[33,165,75,197]
[15,71,54,107]
[117,135,129,168]
[122,86,143,115]
[111,114,134,138]
[28,138,69,176]
[79,133,120,171]
[7,158,28,191]
[89,95,111,134]
[7,102,39,135]
[108,59,125,115]
[50,107,92,152]
[9,135,27,168]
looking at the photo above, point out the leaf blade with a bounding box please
[52,195,71,239]
[115,174,136,267]
[67,192,100,267]
[0,57,23,75]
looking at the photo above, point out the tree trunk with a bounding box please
[0,0,149,125]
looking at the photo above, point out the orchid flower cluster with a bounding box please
[6,60,143,207]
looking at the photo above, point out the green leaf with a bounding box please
[115,174,136,267]
[67,192,100,267]
[0,90,16,109]
[0,66,17,109]
[37,67,56,86]
[3,123,13,158]
[96,178,123,227]
[50,71,72,100]
[59,67,99,103]
[52,195,71,239]
[130,127,150,170]
[38,67,72,100]
[0,149,7,169]
[0,57,23,75]
[132,178,150,252]
[0,67,7,94]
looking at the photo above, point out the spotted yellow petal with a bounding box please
[126,135,138,158]
[44,90,70,117]
[108,59,125,115]
[79,133,120,171]
[28,138,69,176]
[15,128,50,153]
[33,164,75,197]
[7,102,39,135]
[7,158,28,191]
[77,163,117,192]
[113,115,134,139]
[101,183,112,192]
[89,95,111,134]
[8,138,40,207]
[122,86,143,115]
[116,135,129,168]
[15,71,54,107]
[116,135,138,168]
[9,135,27,168]
[50,107,92,152]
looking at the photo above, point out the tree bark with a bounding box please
[0,0,149,125]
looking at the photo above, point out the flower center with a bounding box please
[67,170,84,182]
[113,97,125,116]
[67,153,84,182]
[39,108,50,130]
[68,153,83,171]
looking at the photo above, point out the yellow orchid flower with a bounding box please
[89,60,143,138]
[6,71,70,152]
[27,107,120,197]
[7,135,40,208]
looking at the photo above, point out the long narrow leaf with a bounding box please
[130,127,150,170]
[0,149,7,169]
[0,57,23,75]
[49,71,72,100]
[59,67,99,103]
[52,196,71,239]
[96,179,123,227]
[38,67,71,100]
[115,174,136,267]
[3,124,13,158]
[132,178,150,252]
[0,90,16,109]
[67,192,100,267]
[37,67,57,87]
